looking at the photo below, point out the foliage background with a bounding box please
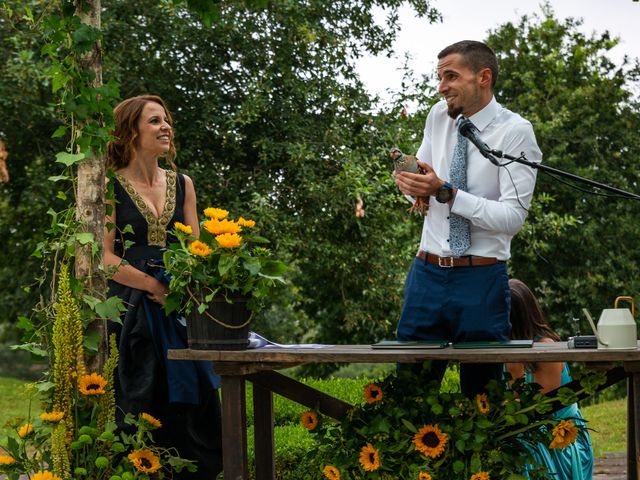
[1,1,640,370]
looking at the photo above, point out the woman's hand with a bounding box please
[146,278,169,305]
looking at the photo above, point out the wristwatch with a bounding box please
[435,181,454,203]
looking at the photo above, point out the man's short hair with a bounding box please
[438,40,499,89]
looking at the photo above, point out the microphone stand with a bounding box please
[487,148,640,201]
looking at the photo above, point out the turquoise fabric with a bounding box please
[523,364,594,479]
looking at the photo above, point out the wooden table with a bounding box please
[168,343,640,480]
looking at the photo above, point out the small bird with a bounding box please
[389,148,429,216]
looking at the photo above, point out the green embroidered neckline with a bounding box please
[115,170,177,247]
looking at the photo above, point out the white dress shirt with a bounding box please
[415,97,542,261]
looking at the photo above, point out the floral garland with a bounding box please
[301,364,601,479]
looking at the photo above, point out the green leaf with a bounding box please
[48,174,70,182]
[243,257,261,275]
[51,125,67,138]
[55,151,85,166]
[400,418,417,433]
[74,232,94,245]
[218,255,235,276]
[94,296,127,320]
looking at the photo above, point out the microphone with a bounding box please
[457,117,500,166]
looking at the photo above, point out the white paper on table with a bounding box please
[248,331,332,349]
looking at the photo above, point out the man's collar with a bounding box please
[467,96,499,132]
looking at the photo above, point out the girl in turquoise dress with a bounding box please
[506,279,593,480]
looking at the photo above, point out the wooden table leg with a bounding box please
[253,381,275,480]
[221,375,249,480]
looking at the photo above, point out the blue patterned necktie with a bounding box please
[449,118,471,256]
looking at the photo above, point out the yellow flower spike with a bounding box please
[237,217,256,228]
[470,472,490,480]
[419,472,433,480]
[31,471,62,480]
[413,424,448,459]
[141,412,162,429]
[300,410,319,431]
[475,393,490,414]
[18,422,34,438]
[204,207,229,219]
[190,240,212,257]
[40,411,65,422]
[358,443,381,471]
[322,465,341,479]
[174,221,193,235]
[549,420,579,449]
[215,233,242,248]
[128,449,162,473]
[0,455,16,465]
[78,373,107,396]
[363,383,383,404]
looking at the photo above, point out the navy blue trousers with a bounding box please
[397,256,511,396]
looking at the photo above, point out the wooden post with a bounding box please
[221,375,249,479]
[253,383,275,480]
[74,0,107,372]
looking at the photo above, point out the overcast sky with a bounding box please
[356,0,640,103]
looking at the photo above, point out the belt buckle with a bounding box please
[438,256,455,268]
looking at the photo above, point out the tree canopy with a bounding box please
[1,1,639,355]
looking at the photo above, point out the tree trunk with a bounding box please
[75,0,107,372]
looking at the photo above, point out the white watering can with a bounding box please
[583,296,638,350]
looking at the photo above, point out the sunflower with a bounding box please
[418,472,433,480]
[322,465,341,479]
[215,233,242,249]
[40,411,65,422]
[300,410,319,431]
[128,449,162,474]
[0,455,16,465]
[358,443,381,472]
[31,471,62,480]
[549,420,579,449]
[363,383,383,404]
[237,217,256,228]
[470,472,490,480]
[413,424,448,459]
[140,413,162,429]
[18,423,34,438]
[475,393,490,414]
[78,373,107,396]
[189,240,212,257]
[204,218,242,235]
[173,221,192,235]
[204,207,229,220]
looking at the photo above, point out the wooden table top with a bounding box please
[168,341,640,365]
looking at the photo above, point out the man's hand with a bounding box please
[393,160,444,198]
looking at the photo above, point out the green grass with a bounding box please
[0,376,41,440]
[582,397,626,456]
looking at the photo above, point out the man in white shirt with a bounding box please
[394,40,542,395]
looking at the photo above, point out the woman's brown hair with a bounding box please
[106,95,177,170]
[509,278,560,372]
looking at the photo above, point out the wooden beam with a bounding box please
[247,370,353,420]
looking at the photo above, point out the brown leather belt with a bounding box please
[417,251,499,268]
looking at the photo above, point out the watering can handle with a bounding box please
[614,296,635,316]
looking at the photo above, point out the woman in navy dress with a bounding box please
[104,95,222,479]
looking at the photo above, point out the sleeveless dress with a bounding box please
[523,364,594,479]
[107,170,222,479]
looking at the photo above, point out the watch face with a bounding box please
[436,185,453,203]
